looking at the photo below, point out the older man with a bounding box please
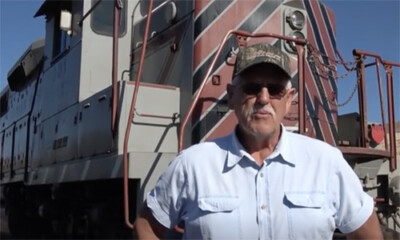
[134,43,383,239]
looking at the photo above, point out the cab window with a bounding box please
[91,0,127,37]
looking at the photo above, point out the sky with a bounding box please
[0,0,399,123]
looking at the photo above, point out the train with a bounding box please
[0,0,399,238]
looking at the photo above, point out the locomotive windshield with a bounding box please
[91,0,127,37]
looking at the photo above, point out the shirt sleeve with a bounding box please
[146,151,188,228]
[330,149,374,234]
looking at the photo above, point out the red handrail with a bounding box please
[352,49,399,172]
[122,0,154,229]
[296,44,306,135]
[335,49,354,71]
[375,59,388,150]
[178,30,307,151]
[385,65,397,172]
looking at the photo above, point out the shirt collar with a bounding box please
[226,125,296,168]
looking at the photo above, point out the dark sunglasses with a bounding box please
[241,82,287,97]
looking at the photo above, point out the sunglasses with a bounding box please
[241,82,287,97]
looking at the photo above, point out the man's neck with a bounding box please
[236,126,282,166]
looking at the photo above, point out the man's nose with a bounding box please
[256,87,270,104]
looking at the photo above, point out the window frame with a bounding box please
[90,0,128,37]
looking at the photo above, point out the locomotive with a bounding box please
[0,0,399,238]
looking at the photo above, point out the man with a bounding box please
[134,43,383,239]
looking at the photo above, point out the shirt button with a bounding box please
[260,173,264,178]
[260,204,267,210]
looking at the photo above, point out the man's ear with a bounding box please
[285,88,296,114]
[226,84,235,109]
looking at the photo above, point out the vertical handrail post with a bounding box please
[354,52,368,147]
[385,65,397,171]
[375,59,388,150]
[296,44,306,135]
[122,0,154,229]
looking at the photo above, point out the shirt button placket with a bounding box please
[260,204,267,210]
[256,168,268,240]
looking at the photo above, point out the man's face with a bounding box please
[227,64,295,139]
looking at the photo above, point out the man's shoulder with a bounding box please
[180,134,232,161]
[283,131,345,174]
[184,135,231,152]
[285,130,341,153]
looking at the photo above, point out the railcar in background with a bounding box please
[0,0,399,238]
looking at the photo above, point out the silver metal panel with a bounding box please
[118,83,180,153]
[78,0,136,101]
[53,106,79,163]
[12,116,29,172]
[78,87,113,158]
[30,105,79,168]
[28,154,121,185]
[30,116,52,167]
[0,81,36,132]
[2,125,14,174]
[33,44,81,121]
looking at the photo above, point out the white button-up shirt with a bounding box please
[147,127,373,239]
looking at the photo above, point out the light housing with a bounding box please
[286,10,306,30]
[287,31,306,51]
[282,6,307,54]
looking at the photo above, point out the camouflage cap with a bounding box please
[233,43,291,78]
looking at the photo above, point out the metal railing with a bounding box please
[340,49,400,172]
[122,0,154,229]
[178,30,307,151]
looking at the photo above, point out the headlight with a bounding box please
[288,31,305,50]
[287,10,305,30]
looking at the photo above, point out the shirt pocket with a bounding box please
[285,192,334,240]
[197,196,242,239]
